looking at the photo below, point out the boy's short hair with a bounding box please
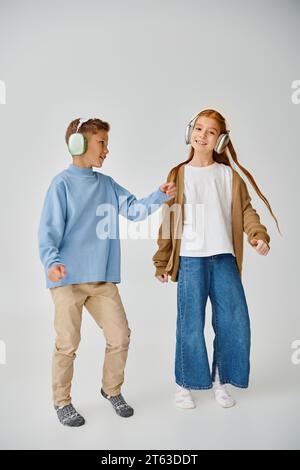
[65,118,110,144]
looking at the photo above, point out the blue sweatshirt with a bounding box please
[38,164,170,288]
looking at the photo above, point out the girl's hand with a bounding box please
[159,182,177,198]
[47,264,67,282]
[156,273,169,283]
[250,239,270,256]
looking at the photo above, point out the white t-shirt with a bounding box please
[179,162,235,257]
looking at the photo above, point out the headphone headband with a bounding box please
[75,117,90,133]
[188,111,230,134]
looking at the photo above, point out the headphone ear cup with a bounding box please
[68,133,88,156]
[214,133,230,154]
[185,124,192,144]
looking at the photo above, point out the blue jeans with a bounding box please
[175,254,251,389]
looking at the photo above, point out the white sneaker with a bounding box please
[174,384,196,409]
[213,384,236,408]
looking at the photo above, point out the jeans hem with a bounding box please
[176,380,249,390]
[220,380,249,389]
[176,380,213,390]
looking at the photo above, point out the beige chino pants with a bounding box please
[50,282,131,407]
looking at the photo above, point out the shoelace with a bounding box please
[175,389,194,403]
[214,385,229,394]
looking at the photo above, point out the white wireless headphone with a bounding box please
[67,118,90,156]
[185,112,230,154]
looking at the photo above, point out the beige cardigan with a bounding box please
[153,163,270,281]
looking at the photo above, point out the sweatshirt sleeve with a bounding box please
[152,198,174,276]
[38,179,67,272]
[111,179,171,221]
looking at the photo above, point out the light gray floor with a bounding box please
[1,371,299,450]
[1,308,299,450]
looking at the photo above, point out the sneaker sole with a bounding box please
[175,402,196,409]
[61,418,85,427]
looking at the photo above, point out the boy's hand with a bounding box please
[159,182,177,198]
[47,264,67,282]
[250,239,270,256]
[156,273,169,283]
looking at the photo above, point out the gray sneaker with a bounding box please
[101,389,134,418]
[54,403,85,427]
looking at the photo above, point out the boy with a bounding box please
[38,117,176,426]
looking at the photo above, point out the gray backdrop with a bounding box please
[0,0,299,450]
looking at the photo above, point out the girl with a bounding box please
[153,109,280,409]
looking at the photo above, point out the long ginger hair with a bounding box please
[169,109,280,233]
